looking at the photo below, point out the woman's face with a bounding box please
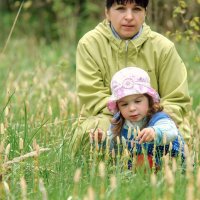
[105,2,146,39]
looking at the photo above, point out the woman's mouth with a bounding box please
[122,24,134,28]
[121,25,135,32]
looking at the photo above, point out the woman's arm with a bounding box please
[158,44,191,140]
[76,37,112,133]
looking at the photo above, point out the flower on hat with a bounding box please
[107,67,160,113]
[122,78,134,89]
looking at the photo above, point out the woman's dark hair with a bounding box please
[106,0,149,9]
[111,94,163,138]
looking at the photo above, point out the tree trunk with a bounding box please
[0,0,10,11]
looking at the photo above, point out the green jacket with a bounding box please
[71,20,191,154]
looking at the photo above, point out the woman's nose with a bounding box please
[125,9,134,20]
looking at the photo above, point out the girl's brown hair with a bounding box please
[111,94,163,138]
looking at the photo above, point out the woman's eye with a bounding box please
[133,7,143,12]
[116,6,125,10]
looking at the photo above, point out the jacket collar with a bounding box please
[124,118,147,130]
[95,19,151,51]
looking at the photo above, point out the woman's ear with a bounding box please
[143,8,147,23]
[105,8,110,21]
[145,8,148,17]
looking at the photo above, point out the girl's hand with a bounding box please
[136,127,156,144]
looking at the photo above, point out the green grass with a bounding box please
[0,37,199,199]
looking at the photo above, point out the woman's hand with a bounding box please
[136,127,156,144]
[89,128,104,143]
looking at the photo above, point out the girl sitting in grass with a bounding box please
[106,66,185,169]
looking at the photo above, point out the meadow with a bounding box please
[0,17,200,200]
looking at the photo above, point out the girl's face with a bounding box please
[105,2,146,39]
[117,94,149,122]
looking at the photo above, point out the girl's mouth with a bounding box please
[130,115,139,120]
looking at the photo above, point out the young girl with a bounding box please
[107,67,185,168]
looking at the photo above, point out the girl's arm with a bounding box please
[137,118,178,145]
[151,118,178,145]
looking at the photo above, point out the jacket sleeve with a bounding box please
[158,44,191,141]
[75,37,112,133]
[152,118,178,145]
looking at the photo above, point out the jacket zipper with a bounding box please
[125,40,129,67]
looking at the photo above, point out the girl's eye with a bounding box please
[120,103,128,107]
[135,100,142,103]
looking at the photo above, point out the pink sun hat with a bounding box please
[107,67,160,113]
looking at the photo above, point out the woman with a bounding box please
[70,0,190,155]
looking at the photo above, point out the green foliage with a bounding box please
[0,35,199,199]
[0,1,199,198]
[171,0,200,42]
[1,0,199,49]
[163,0,200,109]
[0,0,104,45]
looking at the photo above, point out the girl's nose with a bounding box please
[129,103,136,111]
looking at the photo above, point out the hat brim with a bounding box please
[107,89,160,114]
